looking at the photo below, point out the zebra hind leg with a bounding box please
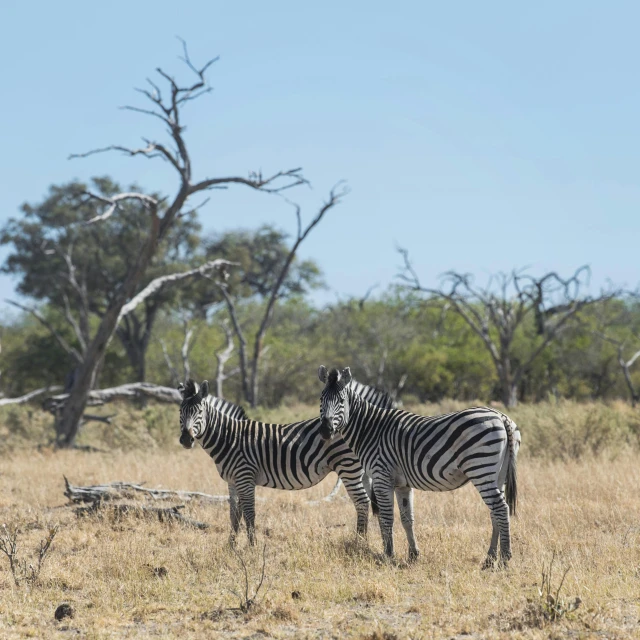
[395,486,419,562]
[475,483,511,570]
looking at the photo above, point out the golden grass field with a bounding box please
[1,401,639,639]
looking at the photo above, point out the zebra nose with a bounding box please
[319,418,333,439]
[179,431,194,448]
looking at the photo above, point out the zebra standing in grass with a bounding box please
[317,366,520,568]
[178,379,376,545]
[326,379,399,499]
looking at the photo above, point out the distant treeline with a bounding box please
[1,177,638,410]
[2,292,639,407]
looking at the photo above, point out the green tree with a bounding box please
[1,177,201,385]
[2,42,306,446]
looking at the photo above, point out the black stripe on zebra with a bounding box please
[326,378,398,512]
[178,379,373,546]
[317,366,520,568]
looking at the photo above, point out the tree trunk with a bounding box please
[56,217,161,447]
[500,379,518,408]
[249,338,262,409]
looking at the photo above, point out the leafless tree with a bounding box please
[215,186,348,407]
[399,250,618,407]
[49,41,307,446]
[159,312,197,387]
[215,320,240,398]
[611,340,640,406]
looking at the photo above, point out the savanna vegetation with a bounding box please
[0,402,639,639]
[1,42,639,640]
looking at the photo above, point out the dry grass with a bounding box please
[1,403,640,638]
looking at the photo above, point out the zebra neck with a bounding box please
[342,390,388,456]
[197,400,225,452]
[341,390,367,452]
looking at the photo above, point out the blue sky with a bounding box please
[1,1,638,316]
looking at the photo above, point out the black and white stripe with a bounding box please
[327,379,398,498]
[317,366,520,568]
[178,379,373,545]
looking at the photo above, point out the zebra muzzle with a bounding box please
[319,418,333,439]
[179,431,195,449]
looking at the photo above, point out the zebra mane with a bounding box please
[324,368,397,409]
[180,378,248,420]
[349,379,397,410]
[206,395,249,421]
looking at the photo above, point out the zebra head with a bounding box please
[177,379,210,449]
[317,365,352,439]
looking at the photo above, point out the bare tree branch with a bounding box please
[0,386,63,407]
[181,323,194,381]
[596,331,640,406]
[80,191,160,225]
[215,319,237,398]
[57,42,311,446]
[159,339,180,387]
[398,248,619,407]
[118,259,235,321]
[244,183,349,406]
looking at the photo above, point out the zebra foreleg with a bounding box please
[236,479,257,546]
[228,484,243,547]
[339,474,370,537]
[373,475,396,557]
[395,486,419,562]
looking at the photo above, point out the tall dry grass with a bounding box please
[0,401,639,638]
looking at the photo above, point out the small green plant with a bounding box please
[537,550,581,622]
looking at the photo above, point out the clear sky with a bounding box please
[1,1,638,315]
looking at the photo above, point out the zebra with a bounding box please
[317,366,520,568]
[178,378,375,545]
[326,379,398,499]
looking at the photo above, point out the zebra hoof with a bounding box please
[408,549,420,563]
[481,556,497,571]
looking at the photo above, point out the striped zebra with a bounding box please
[326,379,398,499]
[178,379,375,545]
[317,366,520,568]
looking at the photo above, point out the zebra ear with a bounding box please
[177,382,186,398]
[341,367,352,387]
[318,365,328,383]
[200,380,210,398]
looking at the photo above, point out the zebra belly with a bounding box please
[254,464,330,490]
[396,465,469,492]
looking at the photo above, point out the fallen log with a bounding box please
[0,386,63,407]
[63,476,229,504]
[74,501,209,530]
[44,383,181,413]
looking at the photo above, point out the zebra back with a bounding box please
[349,379,397,410]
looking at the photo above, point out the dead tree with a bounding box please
[216,187,348,407]
[50,41,307,446]
[596,334,640,406]
[400,251,617,407]
[215,320,240,398]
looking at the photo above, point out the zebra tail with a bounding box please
[504,416,519,517]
